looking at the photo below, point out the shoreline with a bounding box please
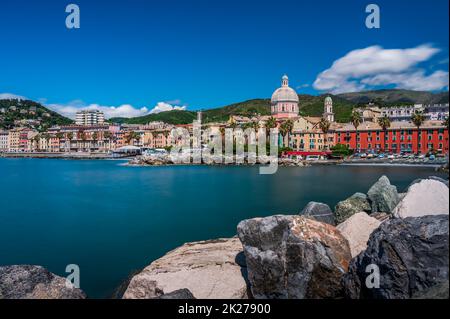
[1,152,448,169]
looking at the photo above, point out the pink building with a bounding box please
[271,75,299,119]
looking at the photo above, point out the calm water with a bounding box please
[0,158,445,298]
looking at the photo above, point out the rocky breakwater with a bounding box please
[237,215,352,298]
[0,265,86,299]
[122,237,250,299]
[128,153,174,166]
[120,175,448,299]
[343,215,449,299]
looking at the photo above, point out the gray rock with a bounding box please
[123,237,249,299]
[367,176,399,213]
[412,281,449,299]
[335,193,371,224]
[336,212,381,258]
[154,288,196,299]
[409,176,449,189]
[0,265,87,299]
[237,215,351,299]
[343,215,449,299]
[300,201,335,225]
[393,179,449,218]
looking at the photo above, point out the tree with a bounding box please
[331,143,353,158]
[350,110,363,151]
[66,132,74,152]
[377,115,391,152]
[126,131,140,145]
[279,120,294,147]
[32,134,41,151]
[318,118,331,150]
[265,116,277,137]
[442,117,449,128]
[411,111,425,154]
[350,110,362,131]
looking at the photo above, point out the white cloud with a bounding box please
[148,102,186,114]
[313,44,449,93]
[46,102,149,119]
[0,93,27,100]
[46,100,187,119]
[361,70,449,91]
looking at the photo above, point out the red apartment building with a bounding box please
[333,120,449,154]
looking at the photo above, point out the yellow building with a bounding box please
[290,116,334,151]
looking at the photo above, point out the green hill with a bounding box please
[337,89,449,106]
[0,99,73,131]
[110,110,197,125]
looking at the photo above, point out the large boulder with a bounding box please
[0,265,86,299]
[412,281,449,299]
[300,201,335,225]
[237,215,351,299]
[122,237,249,299]
[393,179,449,218]
[334,193,371,224]
[154,288,196,299]
[336,212,381,258]
[367,175,400,213]
[409,176,449,189]
[343,215,449,299]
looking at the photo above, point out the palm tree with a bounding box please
[104,131,113,150]
[251,121,260,132]
[318,118,331,150]
[79,131,87,151]
[377,115,391,152]
[350,110,363,151]
[265,116,277,138]
[279,120,294,148]
[126,131,140,145]
[67,132,74,152]
[350,110,362,131]
[228,122,238,130]
[411,111,425,154]
[32,134,41,151]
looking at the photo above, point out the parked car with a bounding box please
[429,154,436,160]
[367,153,375,159]
[387,154,395,160]
[305,155,320,161]
[378,154,385,159]
[360,153,367,158]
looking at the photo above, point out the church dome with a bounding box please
[271,75,299,104]
[325,96,332,103]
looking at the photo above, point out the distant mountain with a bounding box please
[337,89,449,106]
[110,99,272,125]
[110,89,449,125]
[0,99,73,130]
[110,110,197,125]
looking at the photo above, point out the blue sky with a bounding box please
[0,0,448,118]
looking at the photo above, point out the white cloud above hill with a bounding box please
[45,100,187,119]
[313,44,449,93]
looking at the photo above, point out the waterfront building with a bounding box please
[271,75,299,119]
[425,103,449,121]
[291,117,334,152]
[334,120,449,154]
[358,103,449,123]
[0,130,9,151]
[7,128,21,151]
[323,96,335,122]
[75,110,105,126]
